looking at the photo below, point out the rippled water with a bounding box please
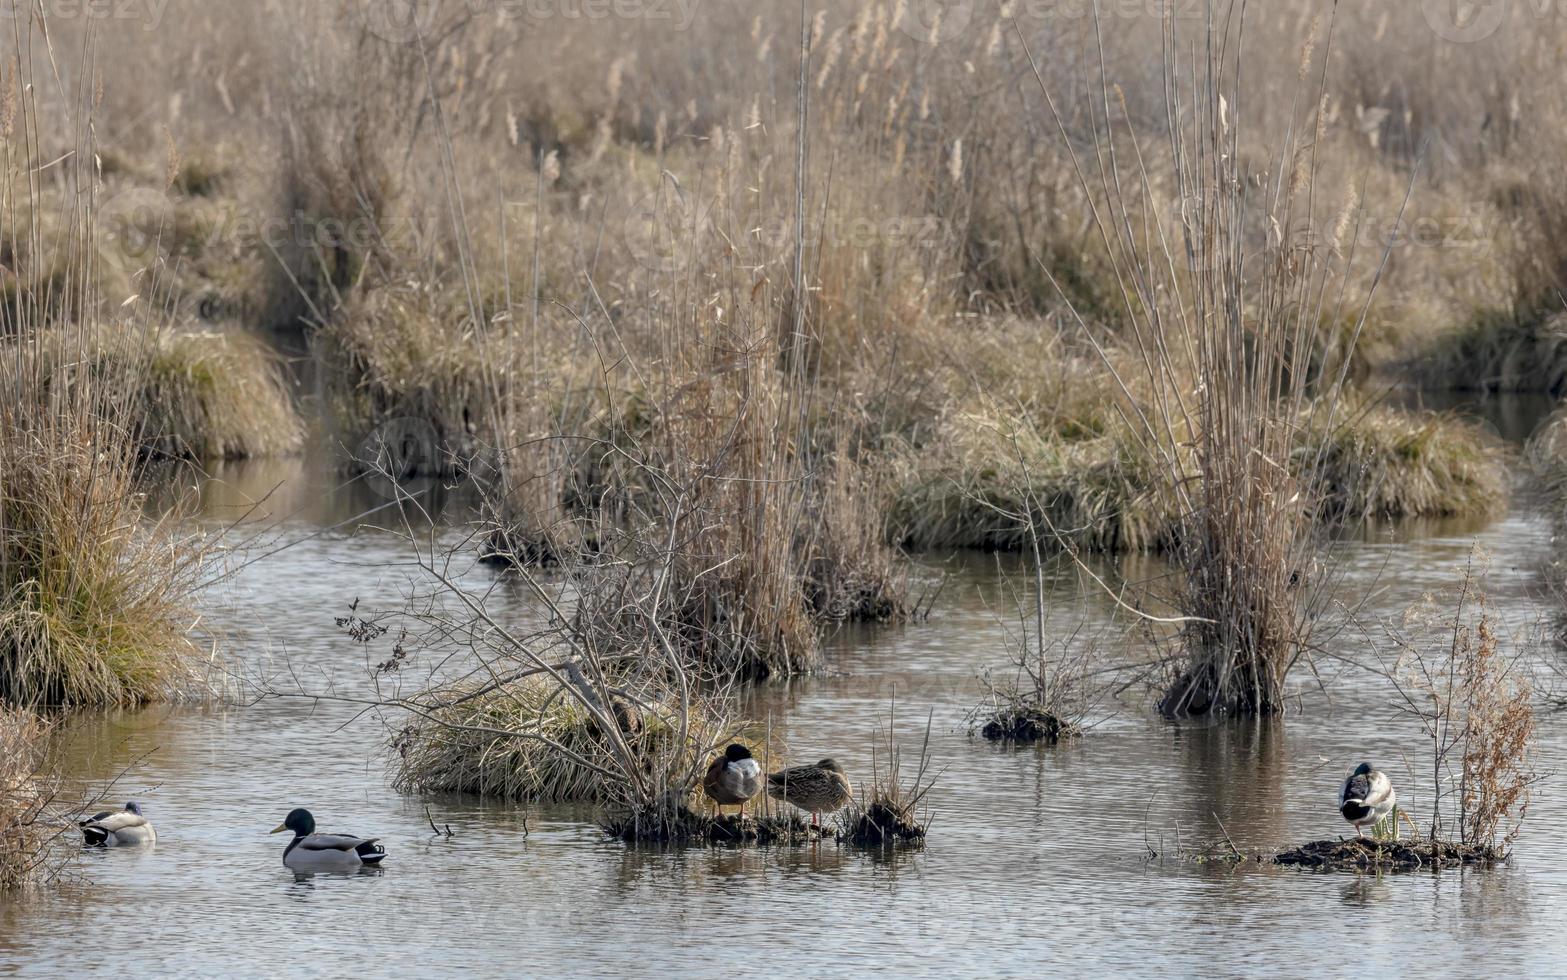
[3,399,1564,977]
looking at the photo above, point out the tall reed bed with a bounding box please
[0,19,209,706]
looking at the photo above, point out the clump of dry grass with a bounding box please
[0,707,61,891]
[887,405,1168,553]
[0,369,210,706]
[837,706,936,848]
[316,282,498,476]
[391,677,749,805]
[137,329,303,460]
[1313,405,1505,522]
[0,20,211,708]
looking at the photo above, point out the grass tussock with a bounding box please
[1314,406,1505,522]
[0,400,209,706]
[391,677,757,805]
[0,707,61,891]
[138,329,303,460]
[888,406,1166,553]
[837,707,935,848]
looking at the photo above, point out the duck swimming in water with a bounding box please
[270,808,386,871]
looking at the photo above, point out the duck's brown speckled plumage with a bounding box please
[766,758,852,817]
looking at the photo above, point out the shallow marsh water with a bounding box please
[3,398,1566,977]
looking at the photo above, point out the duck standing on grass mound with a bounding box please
[704,744,764,817]
[79,802,156,846]
[1339,762,1397,838]
[271,808,387,871]
[767,759,852,829]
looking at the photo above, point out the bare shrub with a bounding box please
[0,707,63,891]
[1383,554,1539,853]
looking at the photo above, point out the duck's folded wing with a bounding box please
[299,833,377,852]
[83,810,145,833]
[1340,774,1368,806]
[1363,772,1394,807]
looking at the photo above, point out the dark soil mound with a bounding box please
[839,801,926,847]
[980,706,1079,744]
[602,806,821,846]
[1275,837,1503,871]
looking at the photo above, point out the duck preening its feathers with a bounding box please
[79,801,156,846]
[703,744,764,814]
[1339,762,1397,837]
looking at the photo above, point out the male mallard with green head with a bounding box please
[79,801,156,846]
[271,808,387,871]
[1339,762,1396,838]
[767,758,852,828]
[704,743,764,817]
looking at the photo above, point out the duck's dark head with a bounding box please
[723,744,753,763]
[1352,762,1373,777]
[271,808,315,837]
[124,801,144,816]
[817,758,842,773]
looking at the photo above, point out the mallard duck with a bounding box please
[79,801,156,846]
[1339,762,1397,838]
[271,808,387,871]
[767,758,852,828]
[703,743,764,816]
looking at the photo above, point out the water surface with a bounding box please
[2,433,1563,977]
